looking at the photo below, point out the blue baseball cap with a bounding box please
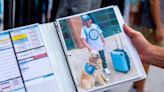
[81,15,91,21]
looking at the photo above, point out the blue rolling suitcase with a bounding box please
[110,31,130,73]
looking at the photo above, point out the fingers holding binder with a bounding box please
[123,24,164,68]
[123,24,138,38]
[123,24,152,54]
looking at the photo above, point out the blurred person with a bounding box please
[80,15,110,75]
[56,0,102,18]
[101,0,125,14]
[132,0,164,92]
[129,0,140,25]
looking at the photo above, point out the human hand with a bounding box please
[103,41,106,48]
[123,24,153,62]
[88,47,93,52]
[155,28,164,41]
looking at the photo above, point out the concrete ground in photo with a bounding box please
[67,34,142,91]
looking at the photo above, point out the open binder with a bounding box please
[0,6,146,92]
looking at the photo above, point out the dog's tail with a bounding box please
[79,70,92,90]
[80,80,92,90]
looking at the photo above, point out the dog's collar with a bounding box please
[85,63,96,75]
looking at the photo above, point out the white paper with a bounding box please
[0,31,25,92]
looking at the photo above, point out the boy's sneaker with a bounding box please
[104,68,111,75]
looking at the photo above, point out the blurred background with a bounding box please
[0,0,163,92]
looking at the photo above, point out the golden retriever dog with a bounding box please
[80,51,109,90]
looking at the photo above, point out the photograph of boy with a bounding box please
[80,14,110,75]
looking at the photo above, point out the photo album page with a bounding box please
[56,6,146,92]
